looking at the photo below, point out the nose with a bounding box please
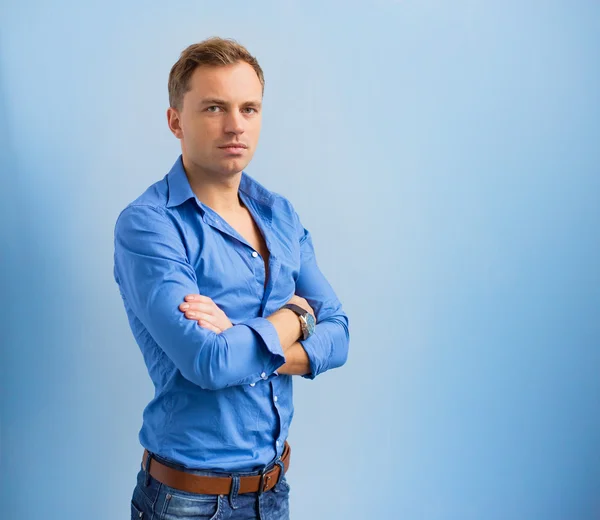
[223,109,245,136]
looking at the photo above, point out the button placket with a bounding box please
[238,191,280,316]
[271,379,285,454]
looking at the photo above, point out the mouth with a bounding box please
[218,144,247,156]
[218,144,247,150]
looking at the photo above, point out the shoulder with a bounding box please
[115,176,170,227]
[114,180,174,241]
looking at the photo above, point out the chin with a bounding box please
[219,158,251,175]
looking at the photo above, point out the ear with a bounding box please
[166,107,184,139]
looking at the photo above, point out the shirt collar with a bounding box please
[166,154,276,210]
[166,155,196,209]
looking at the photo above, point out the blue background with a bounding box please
[1,1,599,518]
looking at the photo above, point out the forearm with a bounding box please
[298,315,349,379]
[164,307,302,389]
[275,315,350,378]
[192,308,303,387]
[265,308,303,350]
[277,341,311,376]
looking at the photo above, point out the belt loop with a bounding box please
[274,460,285,488]
[228,475,241,509]
[144,452,153,487]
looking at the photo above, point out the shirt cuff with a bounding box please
[241,317,287,378]
[298,333,320,380]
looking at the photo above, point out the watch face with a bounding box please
[305,313,316,336]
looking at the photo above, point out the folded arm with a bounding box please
[278,207,350,379]
[113,205,300,391]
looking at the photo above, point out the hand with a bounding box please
[179,294,233,334]
[286,294,316,322]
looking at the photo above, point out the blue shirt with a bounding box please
[113,155,349,472]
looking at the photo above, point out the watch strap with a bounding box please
[281,303,309,317]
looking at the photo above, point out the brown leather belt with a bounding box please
[142,442,291,495]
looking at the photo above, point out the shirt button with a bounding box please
[276,440,281,446]
[261,372,267,380]
[273,396,278,402]
[251,251,258,258]
[250,383,256,387]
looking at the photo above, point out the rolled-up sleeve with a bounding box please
[291,210,350,379]
[113,204,285,391]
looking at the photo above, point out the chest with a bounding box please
[225,208,269,269]
[178,202,300,322]
[224,207,270,278]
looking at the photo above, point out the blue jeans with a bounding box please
[130,452,290,520]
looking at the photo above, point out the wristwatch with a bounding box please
[281,303,315,340]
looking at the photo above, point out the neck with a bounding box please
[182,155,244,215]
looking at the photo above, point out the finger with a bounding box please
[184,311,216,323]
[179,302,216,313]
[197,319,222,334]
[184,294,213,303]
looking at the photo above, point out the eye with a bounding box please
[206,106,222,113]
[243,107,257,114]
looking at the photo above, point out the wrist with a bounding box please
[279,303,315,341]
[284,308,303,340]
[273,307,303,340]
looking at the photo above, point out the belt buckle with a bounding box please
[257,464,274,496]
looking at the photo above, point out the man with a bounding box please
[113,37,349,520]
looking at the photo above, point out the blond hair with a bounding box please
[168,37,265,110]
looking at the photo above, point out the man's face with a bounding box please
[167,61,263,177]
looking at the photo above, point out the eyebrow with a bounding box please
[198,98,262,108]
